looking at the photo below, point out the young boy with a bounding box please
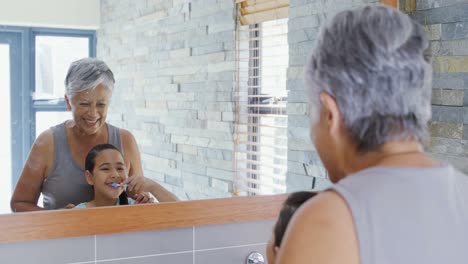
[267,191,317,263]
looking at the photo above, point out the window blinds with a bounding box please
[236,0,289,25]
[234,9,289,196]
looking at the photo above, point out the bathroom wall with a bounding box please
[0,219,274,264]
[98,0,237,200]
[411,0,468,172]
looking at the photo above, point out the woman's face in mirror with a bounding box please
[66,83,112,135]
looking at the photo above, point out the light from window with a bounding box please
[35,112,72,138]
[235,18,289,196]
[0,44,12,214]
[35,36,89,100]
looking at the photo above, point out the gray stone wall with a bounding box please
[98,0,236,200]
[411,0,468,173]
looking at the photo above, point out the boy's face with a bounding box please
[266,230,279,264]
[85,149,128,199]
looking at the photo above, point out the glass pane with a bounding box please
[0,44,12,214]
[36,112,72,137]
[35,36,89,100]
[260,18,289,98]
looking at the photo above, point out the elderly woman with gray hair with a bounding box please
[11,58,178,211]
[276,4,468,264]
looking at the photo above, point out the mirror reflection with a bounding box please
[1,0,467,214]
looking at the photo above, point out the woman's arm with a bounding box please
[147,179,179,202]
[120,129,179,202]
[10,130,54,212]
[276,191,359,264]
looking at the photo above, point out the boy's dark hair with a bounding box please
[274,191,317,247]
[85,143,128,205]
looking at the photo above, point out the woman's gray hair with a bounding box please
[65,58,115,98]
[305,4,432,152]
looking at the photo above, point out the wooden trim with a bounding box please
[400,0,416,13]
[0,194,287,243]
[240,6,288,25]
[380,0,398,8]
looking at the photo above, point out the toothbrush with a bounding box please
[110,183,128,188]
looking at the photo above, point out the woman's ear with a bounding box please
[319,92,342,136]
[274,246,280,254]
[65,94,72,111]
[85,170,94,186]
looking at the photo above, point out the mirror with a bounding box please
[0,0,321,215]
[1,0,467,214]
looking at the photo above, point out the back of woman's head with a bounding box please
[65,58,115,99]
[274,191,317,247]
[305,4,432,152]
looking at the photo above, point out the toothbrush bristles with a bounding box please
[110,183,128,188]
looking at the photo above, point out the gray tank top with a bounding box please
[42,122,122,209]
[331,165,468,264]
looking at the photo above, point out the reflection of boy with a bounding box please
[75,143,133,209]
[75,143,164,209]
[267,191,317,264]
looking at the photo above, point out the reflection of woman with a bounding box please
[278,5,468,264]
[11,58,178,211]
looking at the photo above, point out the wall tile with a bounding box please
[97,252,192,264]
[195,220,274,250]
[432,88,464,106]
[428,121,464,139]
[442,22,468,41]
[195,244,266,264]
[412,3,468,24]
[96,228,192,260]
[0,236,93,264]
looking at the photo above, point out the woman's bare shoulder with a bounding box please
[119,128,135,141]
[296,190,353,230]
[19,128,55,181]
[34,129,54,151]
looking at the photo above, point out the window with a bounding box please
[0,27,95,208]
[234,0,289,195]
[32,29,95,140]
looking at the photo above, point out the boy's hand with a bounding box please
[124,175,155,193]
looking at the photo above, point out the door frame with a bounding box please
[0,27,31,189]
[0,25,96,190]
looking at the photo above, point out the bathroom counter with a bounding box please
[0,194,287,243]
